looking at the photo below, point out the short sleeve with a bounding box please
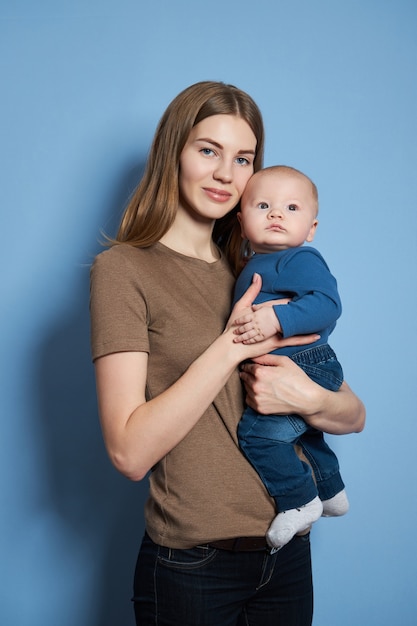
[89,246,150,361]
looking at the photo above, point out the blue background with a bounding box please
[1,1,416,624]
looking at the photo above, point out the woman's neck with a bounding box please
[159,212,220,263]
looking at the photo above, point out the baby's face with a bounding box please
[238,170,318,253]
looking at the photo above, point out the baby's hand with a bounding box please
[233,307,282,344]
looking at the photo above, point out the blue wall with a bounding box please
[2,1,416,624]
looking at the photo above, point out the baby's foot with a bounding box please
[266,496,323,550]
[321,489,349,517]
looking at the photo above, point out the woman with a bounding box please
[90,81,365,625]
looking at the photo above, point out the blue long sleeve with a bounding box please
[233,246,342,356]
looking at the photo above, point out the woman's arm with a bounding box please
[95,331,246,481]
[95,275,318,481]
[240,354,365,435]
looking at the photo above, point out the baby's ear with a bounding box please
[237,212,246,239]
[306,218,319,242]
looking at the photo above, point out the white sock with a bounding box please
[321,489,349,517]
[266,496,323,550]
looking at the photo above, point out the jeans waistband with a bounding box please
[291,343,337,366]
[207,537,269,551]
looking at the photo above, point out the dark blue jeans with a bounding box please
[238,344,345,511]
[133,531,313,625]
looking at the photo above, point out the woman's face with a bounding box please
[178,114,257,222]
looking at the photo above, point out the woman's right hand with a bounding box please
[226,273,320,357]
[225,272,263,330]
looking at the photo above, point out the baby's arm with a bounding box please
[233,304,283,344]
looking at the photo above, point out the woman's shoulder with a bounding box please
[94,242,145,261]
[92,243,152,273]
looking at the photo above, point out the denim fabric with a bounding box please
[238,344,345,511]
[133,532,313,625]
[291,344,344,390]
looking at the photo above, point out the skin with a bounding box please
[95,116,365,481]
[160,115,256,262]
[240,354,364,435]
[238,168,319,254]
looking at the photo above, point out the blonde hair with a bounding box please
[114,81,264,271]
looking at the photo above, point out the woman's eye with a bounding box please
[287,204,298,211]
[236,157,250,166]
[258,202,269,210]
[201,148,215,156]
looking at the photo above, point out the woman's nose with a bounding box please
[213,161,232,183]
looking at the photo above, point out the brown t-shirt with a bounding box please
[90,242,275,548]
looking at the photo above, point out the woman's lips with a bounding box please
[203,187,232,202]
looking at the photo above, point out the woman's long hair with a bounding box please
[115,81,264,274]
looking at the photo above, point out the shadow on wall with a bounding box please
[37,162,148,626]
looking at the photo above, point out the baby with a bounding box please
[233,165,349,551]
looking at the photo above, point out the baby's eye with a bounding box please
[287,204,298,211]
[258,202,269,210]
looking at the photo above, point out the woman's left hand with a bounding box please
[240,354,365,435]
